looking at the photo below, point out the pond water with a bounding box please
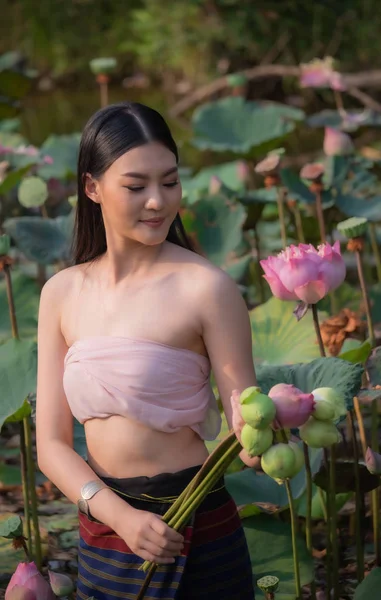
[19,84,209,170]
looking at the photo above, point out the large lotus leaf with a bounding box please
[249,297,326,365]
[307,109,381,129]
[192,97,304,153]
[354,567,381,599]
[4,213,74,264]
[0,164,34,195]
[37,133,81,180]
[297,485,352,519]
[224,253,252,282]
[226,445,322,512]
[257,356,363,411]
[0,514,26,575]
[280,168,315,204]
[244,514,313,599]
[0,98,19,119]
[346,170,378,196]
[334,192,381,221]
[0,130,26,148]
[0,338,37,431]
[238,188,278,205]
[189,196,247,268]
[0,117,21,132]
[0,271,39,342]
[323,156,350,188]
[183,160,248,195]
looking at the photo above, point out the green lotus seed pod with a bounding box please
[312,399,335,421]
[312,387,346,422]
[299,417,341,448]
[241,424,273,457]
[288,441,304,477]
[18,176,48,208]
[89,57,117,75]
[257,575,279,594]
[0,234,10,256]
[261,443,297,480]
[337,216,368,239]
[240,388,276,430]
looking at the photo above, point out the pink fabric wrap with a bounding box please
[63,336,221,441]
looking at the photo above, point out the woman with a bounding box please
[36,102,257,599]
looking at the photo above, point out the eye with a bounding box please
[163,180,179,188]
[125,186,144,192]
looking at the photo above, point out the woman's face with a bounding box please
[86,141,181,246]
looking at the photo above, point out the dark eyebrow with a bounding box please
[120,166,178,179]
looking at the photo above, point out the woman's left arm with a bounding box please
[200,268,259,466]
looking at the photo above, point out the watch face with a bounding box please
[77,499,88,516]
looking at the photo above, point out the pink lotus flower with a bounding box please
[42,155,54,165]
[300,57,345,91]
[236,160,250,184]
[5,563,55,600]
[260,241,346,304]
[269,383,315,429]
[365,447,381,475]
[323,127,354,156]
[209,175,222,195]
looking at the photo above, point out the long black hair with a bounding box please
[73,102,193,264]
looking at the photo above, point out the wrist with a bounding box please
[86,487,135,531]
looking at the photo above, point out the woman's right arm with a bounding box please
[36,272,183,563]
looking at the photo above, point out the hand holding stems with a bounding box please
[114,505,184,564]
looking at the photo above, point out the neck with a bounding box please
[99,234,165,285]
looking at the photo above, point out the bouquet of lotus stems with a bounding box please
[137,430,241,599]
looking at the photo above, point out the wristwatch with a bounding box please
[77,480,107,517]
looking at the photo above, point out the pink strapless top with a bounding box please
[63,336,221,441]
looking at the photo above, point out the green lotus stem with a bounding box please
[24,416,42,570]
[355,248,376,348]
[277,187,287,248]
[314,189,326,243]
[330,444,339,600]
[348,410,364,582]
[284,479,302,600]
[4,264,19,339]
[323,449,333,595]
[19,423,32,559]
[369,223,381,283]
[311,303,326,357]
[318,487,328,522]
[303,442,316,600]
[371,399,380,565]
[293,203,305,243]
[253,225,265,303]
[141,433,241,573]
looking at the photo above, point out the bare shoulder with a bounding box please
[165,242,240,302]
[39,263,89,309]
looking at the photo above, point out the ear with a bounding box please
[84,173,101,204]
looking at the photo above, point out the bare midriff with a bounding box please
[85,415,209,478]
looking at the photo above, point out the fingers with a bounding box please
[138,548,176,565]
[141,540,182,562]
[150,516,184,543]
[148,528,184,553]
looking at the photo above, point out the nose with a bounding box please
[145,186,165,211]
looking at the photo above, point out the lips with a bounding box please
[140,217,165,228]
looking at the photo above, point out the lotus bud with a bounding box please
[288,441,304,477]
[268,383,315,429]
[236,160,250,184]
[240,424,273,457]
[365,447,381,475]
[337,216,368,240]
[257,575,280,596]
[255,154,281,175]
[323,127,354,156]
[299,418,341,448]
[299,162,325,182]
[261,443,300,480]
[209,175,223,195]
[312,400,335,422]
[5,563,55,600]
[48,571,74,597]
[311,387,346,422]
[239,387,276,430]
[5,587,36,600]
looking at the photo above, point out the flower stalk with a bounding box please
[348,410,365,582]
[303,442,316,600]
[371,399,380,565]
[329,444,339,599]
[311,303,326,357]
[354,243,376,348]
[369,223,381,283]
[19,425,32,559]
[277,188,287,248]
[284,479,302,600]
[24,416,42,570]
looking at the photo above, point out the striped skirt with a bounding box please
[77,465,255,599]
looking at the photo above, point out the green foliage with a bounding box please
[4,213,74,265]
[0,515,23,539]
[338,339,372,364]
[249,298,325,365]
[0,338,37,431]
[244,514,314,599]
[192,97,304,153]
[37,133,80,180]
[0,271,39,342]
[354,567,381,598]
[307,109,381,130]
